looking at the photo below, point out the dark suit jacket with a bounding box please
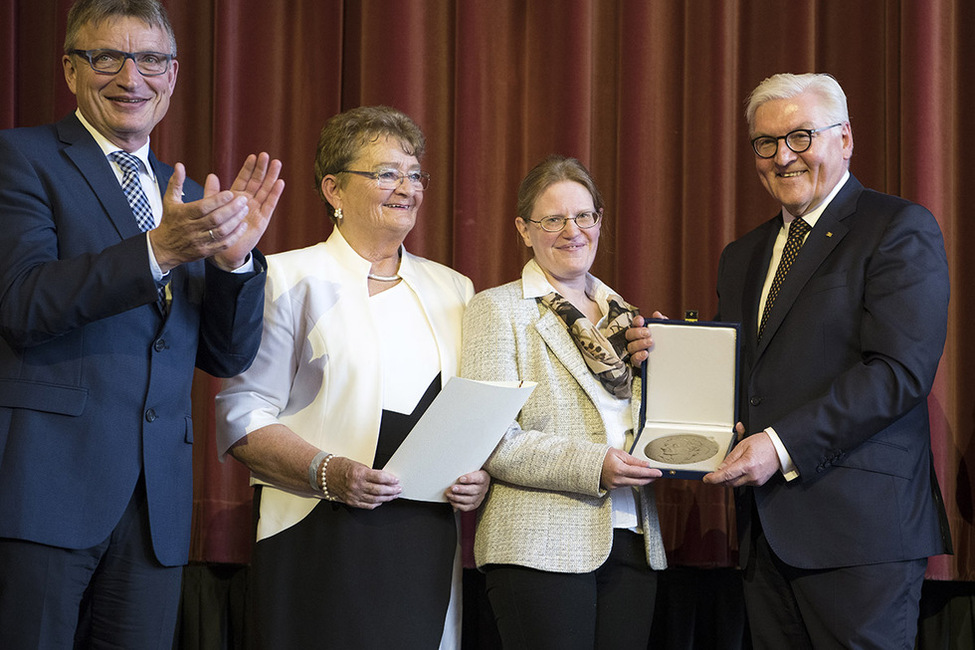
[0,113,265,567]
[716,174,951,570]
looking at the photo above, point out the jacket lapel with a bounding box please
[149,150,172,196]
[58,114,143,242]
[533,303,605,408]
[743,220,779,351]
[755,177,861,356]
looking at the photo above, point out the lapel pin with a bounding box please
[826,231,833,237]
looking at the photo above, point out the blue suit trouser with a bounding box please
[0,474,183,649]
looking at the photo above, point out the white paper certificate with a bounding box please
[383,377,536,502]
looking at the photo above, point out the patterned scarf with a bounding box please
[538,291,639,399]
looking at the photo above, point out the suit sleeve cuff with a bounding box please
[765,427,799,481]
[227,253,254,274]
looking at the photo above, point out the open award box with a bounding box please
[629,318,741,479]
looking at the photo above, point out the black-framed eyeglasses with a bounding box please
[70,49,175,76]
[751,123,842,159]
[338,169,431,190]
[526,210,601,232]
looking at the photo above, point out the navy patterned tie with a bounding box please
[759,217,810,339]
[110,151,155,232]
[110,151,168,314]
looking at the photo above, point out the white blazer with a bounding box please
[216,227,474,541]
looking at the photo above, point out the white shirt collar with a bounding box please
[325,226,412,279]
[75,108,156,182]
[782,169,850,229]
[520,258,618,316]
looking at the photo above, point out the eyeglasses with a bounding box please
[70,49,175,76]
[750,123,842,159]
[338,169,431,190]
[526,210,601,232]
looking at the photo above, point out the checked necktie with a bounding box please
[110,151,155,232]
[109,151,168,314]
[758,216,810,340]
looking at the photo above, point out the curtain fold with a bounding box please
[2,0,972,581]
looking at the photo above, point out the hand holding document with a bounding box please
[383,377,536,501]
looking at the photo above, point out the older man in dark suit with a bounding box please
[0,0,284,646]
[708,72,950,648]
[630,72,951,648]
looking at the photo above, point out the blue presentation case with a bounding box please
[629,318,741,480]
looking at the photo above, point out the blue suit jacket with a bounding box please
[0,113,265,566]
[716,175,951,569]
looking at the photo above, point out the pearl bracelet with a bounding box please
[319,453,335,501]
[308,451,328,492]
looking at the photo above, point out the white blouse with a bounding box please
[369,281,440,414]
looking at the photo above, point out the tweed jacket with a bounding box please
[461,263,667,573]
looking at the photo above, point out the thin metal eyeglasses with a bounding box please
[70,49,175,76]
[751,123,842,159]
[338,169,431,190]
[526,210,601,232]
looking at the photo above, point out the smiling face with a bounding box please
[63,16,177,152]
[516,180,600,288]
[325,135,424,248]
[752,91,853,216]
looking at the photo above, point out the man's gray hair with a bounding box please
[64,0,177,55]
[745,73,849,134]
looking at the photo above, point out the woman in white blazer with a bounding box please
[216,107,488,649]
[461,156,667,650]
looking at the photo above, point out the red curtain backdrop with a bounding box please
[3,0,973,581]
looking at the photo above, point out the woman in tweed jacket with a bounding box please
[461,156,666,650]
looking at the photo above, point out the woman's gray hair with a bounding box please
[313,106,426,223]
[745,73,849,134]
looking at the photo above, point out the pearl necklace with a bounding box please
[367,273,401,282]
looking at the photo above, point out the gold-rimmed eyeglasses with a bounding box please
[338,169,431,191]
[525,210,601,232]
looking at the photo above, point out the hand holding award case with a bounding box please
[629,318,741,479]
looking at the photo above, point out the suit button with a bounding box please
[749,396,762,406]
[153,339,166,352]
[145,409,157,422]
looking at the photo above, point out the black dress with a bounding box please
[248,374,456,649]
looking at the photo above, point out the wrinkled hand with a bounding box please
[325,456,401,509]
[149,153,284,272]
[625,311,667,366]
[702,424,779,487]
[600,447,662,490]
[445,470,490,511]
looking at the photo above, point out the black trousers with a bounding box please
[0,475,182,649]
[485,529,657,650]
[744,522,926,649]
